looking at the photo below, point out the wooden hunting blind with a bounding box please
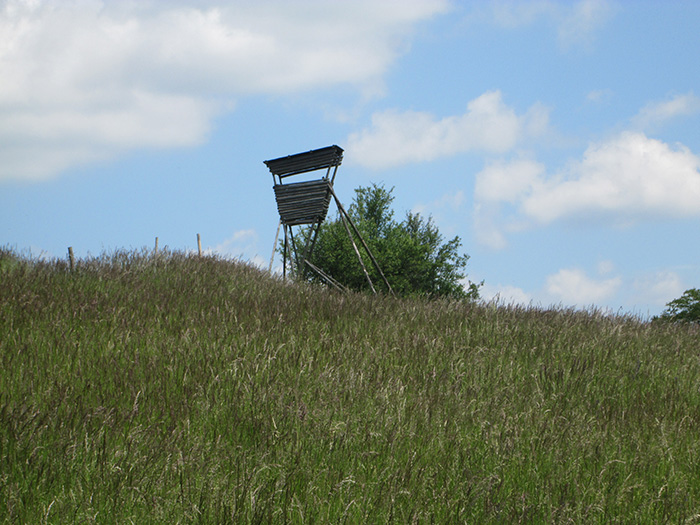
[266,145,342,226]
[264,145,392,295]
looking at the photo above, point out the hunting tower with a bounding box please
[264,145,392,294]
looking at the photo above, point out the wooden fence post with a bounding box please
[197,233,202,257]
[68,247,75,271]
[154,237,159,257]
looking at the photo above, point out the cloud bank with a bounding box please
[475,132,700,248]
[0,0,448,181]
[347,91,549,169]
[545,268,621,306]
[482,266,684,312]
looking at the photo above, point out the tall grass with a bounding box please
[1,247,699,523]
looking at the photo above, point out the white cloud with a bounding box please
[632,92,700,131]
[480,283,532,306]
[0,0,448,181]
[347,91,549,169]
[522,132,700,223]
[481,268,685,314]
[586,89,613,104]
[483,268,683,312]
[412,189,465,216]
[546,268,621,305]
[632,270,685,309]
[211,228,267,268]
[473,157,544,249]
[557,0,615,49]
[491,0,554,28]
[597,260,615,275]
[475,157,545,204]
[1,91,216,179]
[490,0,615,48]
[474,132,700,247]
[214,228,256,255]
[440,189,466,210]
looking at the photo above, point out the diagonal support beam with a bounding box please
[304,259,348,293]
[337,203,377,294]
[328,186,394,296]
[269,218,282,273]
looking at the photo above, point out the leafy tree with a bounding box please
[298,183,481,299]
[658,288,700,324]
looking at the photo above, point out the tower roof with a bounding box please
[264,145,343,178]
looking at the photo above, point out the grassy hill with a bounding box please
[1,248,699,523]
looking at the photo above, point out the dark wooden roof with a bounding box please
[264,145,344,178]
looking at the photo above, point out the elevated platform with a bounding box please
[273,179,332,226]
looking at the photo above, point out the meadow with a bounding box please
[1,248,699,523]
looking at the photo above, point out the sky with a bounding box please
[2,0,699,318]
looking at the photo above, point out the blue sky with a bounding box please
[2,0,699,317]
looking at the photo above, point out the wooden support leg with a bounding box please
[283,224,288,281]
[269,219,282,273]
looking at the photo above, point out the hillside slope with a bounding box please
[1,249,699,522]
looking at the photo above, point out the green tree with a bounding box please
[300,183,481,299]
[658,288,700,324]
